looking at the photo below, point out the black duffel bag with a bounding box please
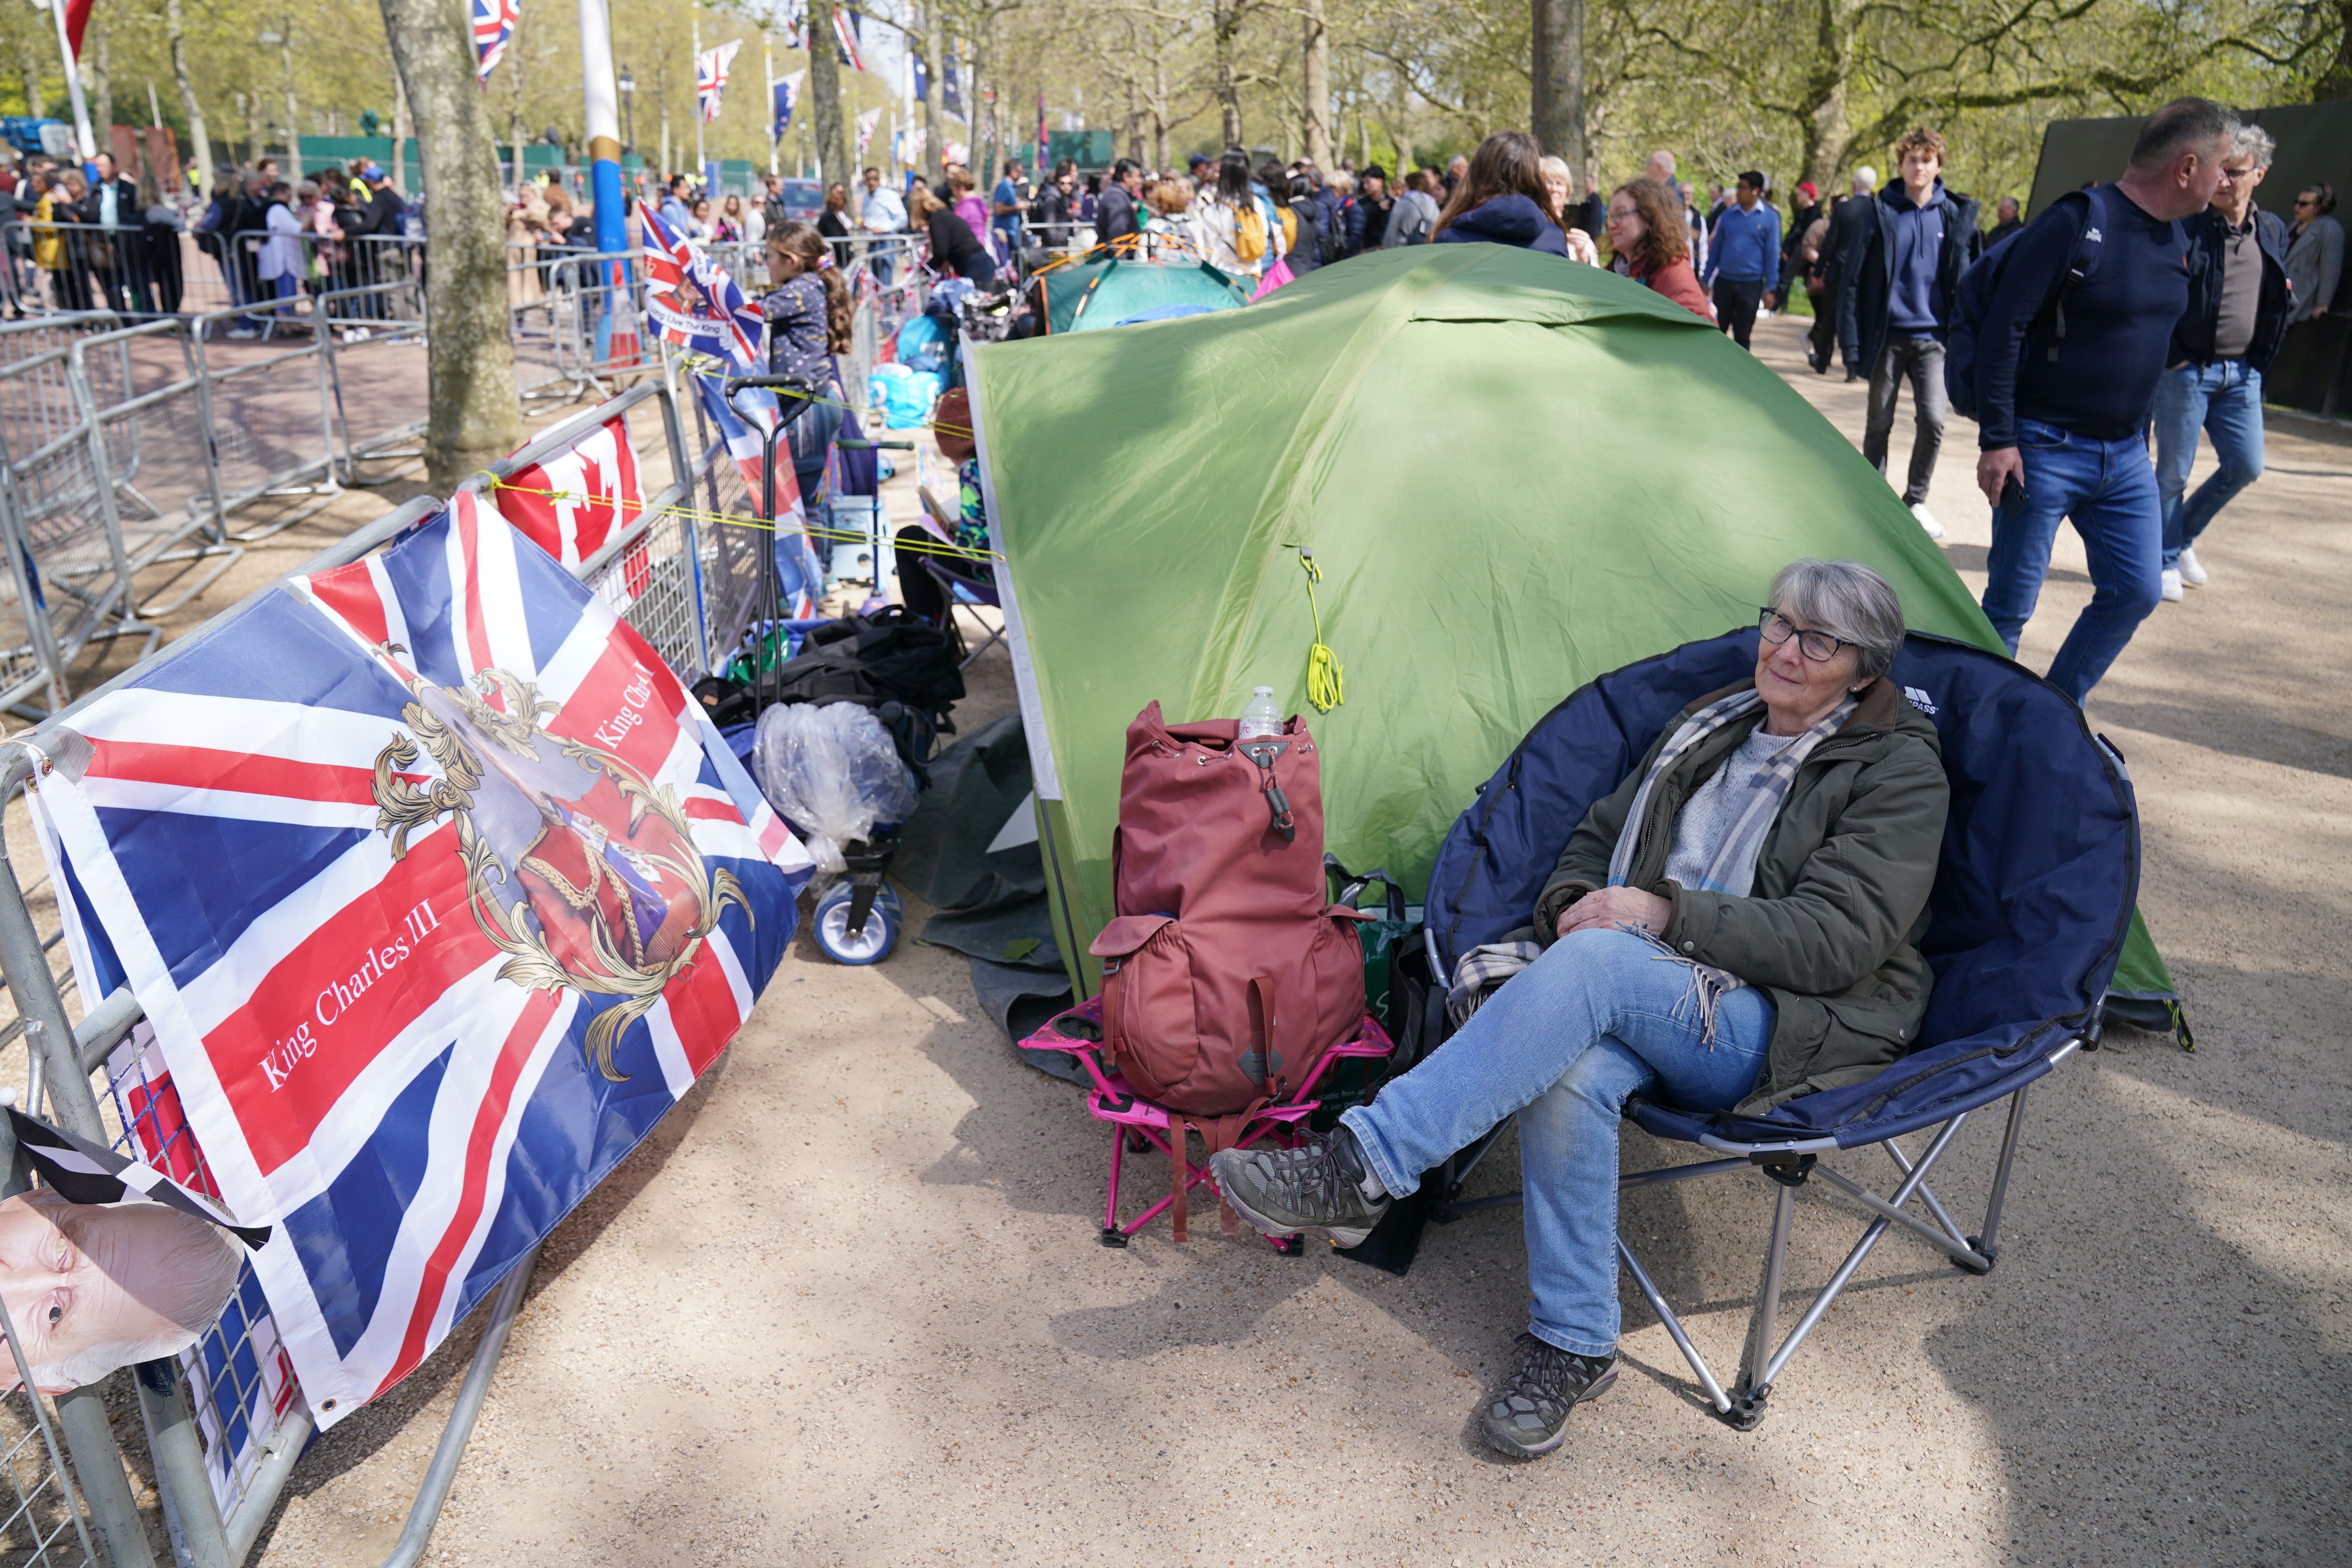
[771,606,965,712]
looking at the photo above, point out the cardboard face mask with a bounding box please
[0,1188,243,1395]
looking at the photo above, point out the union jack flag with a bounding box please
[470,0,519,80]
[696,39,742,124]
[691,373,823,618]
[833,7,866,73]
[639,204,763,371]
[28,493,812,1426]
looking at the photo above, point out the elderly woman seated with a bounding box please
[1212,559,1949,1459]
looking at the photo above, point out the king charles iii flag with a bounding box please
[26,493,812,1426]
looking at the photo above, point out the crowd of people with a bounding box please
[2,145,419,335]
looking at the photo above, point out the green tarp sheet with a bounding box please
[969,243,2178,1028]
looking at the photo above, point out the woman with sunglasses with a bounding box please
[2286,182,2341,325]
[1213,559,1947,1460]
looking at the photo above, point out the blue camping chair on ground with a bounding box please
[1414,627,2137,1429]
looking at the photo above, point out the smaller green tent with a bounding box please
[1031,253,1250,335]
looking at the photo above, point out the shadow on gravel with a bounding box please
[1925,1020,2351,1563]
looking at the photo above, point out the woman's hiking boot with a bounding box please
[1208,1126,1390,1248]
[1478,1333,1618,1458]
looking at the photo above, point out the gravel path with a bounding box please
[217,315,2351,1567]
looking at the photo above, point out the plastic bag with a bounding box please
[870,364,944,430]
[754,701,919,873]
[893,312,948,373]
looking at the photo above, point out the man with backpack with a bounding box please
[1959,97,2238,706]
[1835,127,1982,540]
[2151,122,2291,601]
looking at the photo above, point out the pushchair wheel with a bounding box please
[814,882,902,965]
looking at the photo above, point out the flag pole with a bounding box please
[577,0,630,370]
[764,36,778,178]
[694,0,708,193]
[42,0,99,172]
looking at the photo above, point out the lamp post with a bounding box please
[618,65,636,155]
[258,22,300,178]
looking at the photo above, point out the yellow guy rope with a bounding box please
[1297,547,1343,714]
[474,477,997,564]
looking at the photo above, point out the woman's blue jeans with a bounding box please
[1340,927,1773,1358]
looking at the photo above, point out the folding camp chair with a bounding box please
[917,483,1007,666]
[1409,626,2138,1429]
[1020,998,1396,1249]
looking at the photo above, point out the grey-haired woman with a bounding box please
[1213,559,1949,1460]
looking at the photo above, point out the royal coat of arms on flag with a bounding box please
[27,493,812,1426]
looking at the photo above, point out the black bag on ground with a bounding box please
[770,606,965,713]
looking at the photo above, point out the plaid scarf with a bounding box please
[1605,687,1857,894]
[1444,686,1858,1032]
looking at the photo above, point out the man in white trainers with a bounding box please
[2152,122,2292,602]
[1836,127,1982,541]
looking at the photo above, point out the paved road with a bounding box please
[231,314,2350,1567]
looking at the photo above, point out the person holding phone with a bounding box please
[1968,98,2237,706]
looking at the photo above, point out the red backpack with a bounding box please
[1088,702,1369,1126]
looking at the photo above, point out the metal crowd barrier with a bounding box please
[1,221,429,336]
[0,368,785,1562]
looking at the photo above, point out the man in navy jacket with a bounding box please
[1971,98,2236,705]
[1835,127,1982,539]
[2150,122,2292,599]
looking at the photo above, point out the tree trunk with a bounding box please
[922,8,943,182]
[809,2,848,185]
[375,0,521,490]
[88,15,110,154]
[1213,0,1243,147]
[1795,0,1855,187]
[2315,0,2352,100]
[21,54,44,121]
[1300,0,1329,168]
[165,0,211,194]
[1530,0,1586,183]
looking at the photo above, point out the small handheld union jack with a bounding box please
[470,0,518,81]
[639,204,763,370]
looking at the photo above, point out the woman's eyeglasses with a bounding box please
[1759,609,1856,663]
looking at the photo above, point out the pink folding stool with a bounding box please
[1020,996,1394,1249]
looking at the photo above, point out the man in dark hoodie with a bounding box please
[1432,132,1569,256]
[1835,127,1982,540]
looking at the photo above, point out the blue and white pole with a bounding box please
[577,0,630,358]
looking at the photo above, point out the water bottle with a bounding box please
[1238,687,1282,740]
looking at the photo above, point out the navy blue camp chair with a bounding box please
[1418,627,2137,1429]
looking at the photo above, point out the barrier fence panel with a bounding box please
[185,306,341,520]
[65,321,246,618]
[315,279,431,479]
[0,367,812,1560]
[0,1296,99,1567]
[0,492,553,1568]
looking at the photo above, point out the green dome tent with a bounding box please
[966,244,2181,1034]
[1031,252,1251,335]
